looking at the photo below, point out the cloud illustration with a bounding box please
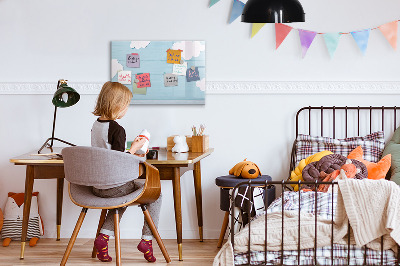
[171,41,205,60]
[111,59,123,79]
[130,41,151,49]
[196,78,206,92]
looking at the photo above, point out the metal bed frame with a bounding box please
[230,106,400,266]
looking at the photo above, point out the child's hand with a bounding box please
[129,137,147,155]
[134,148,149,157]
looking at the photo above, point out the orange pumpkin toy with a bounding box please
[229,159,261,179]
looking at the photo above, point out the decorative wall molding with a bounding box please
[0,82,103,95]
[1,81,400,95]
[207,81,400,94]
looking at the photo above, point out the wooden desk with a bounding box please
[9,148,64,259]
[146,148,213,260]
[10,147,213,261]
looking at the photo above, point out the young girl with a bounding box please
[91,81,162,263]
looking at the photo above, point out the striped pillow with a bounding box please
[294,131,385,166]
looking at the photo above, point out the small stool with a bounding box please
[215,175,275,248]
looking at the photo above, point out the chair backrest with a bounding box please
[62,146,145,187]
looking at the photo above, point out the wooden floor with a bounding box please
[0,239,221,265]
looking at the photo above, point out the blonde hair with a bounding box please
[93,82,133,120]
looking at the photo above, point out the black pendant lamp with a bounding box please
[242,0,305,23]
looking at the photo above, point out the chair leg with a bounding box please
[60,208,88,266]
[114,209,121,266]
[91,209,108,258]
[141,205,171,263]
[217,211,230,248]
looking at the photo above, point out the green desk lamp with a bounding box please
[38,79,80,154]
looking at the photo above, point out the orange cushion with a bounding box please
[347,146,391,180]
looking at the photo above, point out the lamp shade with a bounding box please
[241,0,305,23]
[52,84,80,108]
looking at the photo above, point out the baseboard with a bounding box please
[1,81,399,95]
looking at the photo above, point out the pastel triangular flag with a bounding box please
[323,33,341,58]
[251,23,266,38]
[378,21,398,50]
[229,0,245,24]
[209,0,220,7]
[275,23,293,49]
[298,29,317,58]
[351,29,370,55]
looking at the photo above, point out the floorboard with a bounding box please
[0,239,222,265]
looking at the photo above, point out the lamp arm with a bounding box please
[38,105,74,154]
[50,79,61,148]
[50,105,57,148]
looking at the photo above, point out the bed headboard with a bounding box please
[290,106,400,179]
[295,106,400,138]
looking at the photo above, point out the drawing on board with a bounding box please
[111,41,205,104]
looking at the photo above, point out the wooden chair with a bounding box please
[60,146,171,265]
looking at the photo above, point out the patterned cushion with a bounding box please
[295,131,385,166]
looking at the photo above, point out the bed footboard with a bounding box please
[230,180,400,266]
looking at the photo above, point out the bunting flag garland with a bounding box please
[298,30,317,58]
[209,5,400,57]
[251,23,266,38]
[209,0,220,8]
[275,23,293,49]
[229,0,245,24]
[323,33,341,58]
[378,21,398,50]
[351,29,370,55]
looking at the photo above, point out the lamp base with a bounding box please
[38,137,76,154]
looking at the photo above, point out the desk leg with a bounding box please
[20,165,35,259]
[172,167,183,261]
[56,178,64,241]
[193,161,203,242]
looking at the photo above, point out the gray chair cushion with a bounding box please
[62,146,145,188]
[69,180,145,208]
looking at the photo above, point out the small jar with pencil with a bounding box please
[191,124,209,153]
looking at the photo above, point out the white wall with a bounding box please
[1,0,400,239]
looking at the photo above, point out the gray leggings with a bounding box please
[92,180,162,240]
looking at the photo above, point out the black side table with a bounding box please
[215,175,275,248]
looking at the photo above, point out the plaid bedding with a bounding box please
[294,131,385,166]
[266,190,336,220]
[234,244,397,265]
[234,191,397,265]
